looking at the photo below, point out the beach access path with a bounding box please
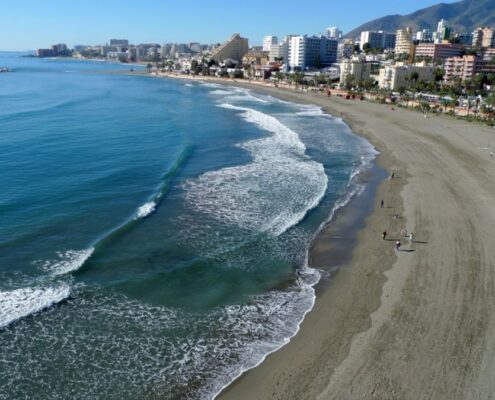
[214,84,495,400]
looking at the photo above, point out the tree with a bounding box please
[344,74,355,90]
[146,63,153,73]
[275,71,285,82]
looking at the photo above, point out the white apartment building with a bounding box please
[287,35,338,71]
[263,36,278,52]
[325,27,341,39]
[340,56,372,85]
[359,31,396,50]
[378,62,434,90]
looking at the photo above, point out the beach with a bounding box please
[208,81,495,399]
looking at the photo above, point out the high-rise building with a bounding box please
[472,27,495,48]
[415,29,433,42]
[338,39,355,60]
[288,35,338,70]
[269,42,287,62]
[325,27,341,39]
[210,33,249,63]
[359,31,396,50]
[263,36,278,52]
[395,27,413,55]
[110,39,129,47]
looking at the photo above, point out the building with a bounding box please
[434,19,451,43]
[109,39,129,47]
[415,29,433,42]
[263,36,278,52]
[359,31,396,50]
[269,42,287,62]
[340,56,372,85]
[444,55,477,81]
[210,33,249,63]
[395,27,413,55]
[288,35,338,71]
[338,39,355,60]
[378,62,434,90]
[453,33,474,46]
[472,27,495,48]
[414,43,462,61]
[243,51,269,66]
[325,27,342,39]
[444,55,495,81]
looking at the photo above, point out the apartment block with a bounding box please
[378,62,434,90]
[288,35,338,70]
[360,31,396,50]
[414,43,462,61]
[210,33,249,63]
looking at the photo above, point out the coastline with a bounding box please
[167,76,495,399]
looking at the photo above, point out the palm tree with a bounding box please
[146,63,153,73]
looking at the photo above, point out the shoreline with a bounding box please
[213,82,404,400]
[165,76,495,399]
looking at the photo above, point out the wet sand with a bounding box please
[208,82,495,400]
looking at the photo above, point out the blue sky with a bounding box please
[0,0,458,50]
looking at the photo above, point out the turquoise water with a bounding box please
[0,53,376,399]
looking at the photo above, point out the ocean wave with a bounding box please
[0,283,70,329]
[135,201,156,219]
[37,248,94,276]
[184,104,327,237]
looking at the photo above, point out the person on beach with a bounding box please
[409,232,414,243]
[401,228,408,238]
[382,231,387,240]
[396,240,401,251]
[381,199,384,208]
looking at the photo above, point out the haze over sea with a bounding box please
[0,52,375,399]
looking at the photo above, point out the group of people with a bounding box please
[381,171,414,252]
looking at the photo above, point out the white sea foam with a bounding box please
[0,283,70,329]
[135,201,156,219]
[37,248,94,276]
[185,83,193,87]
[184,104,327,236]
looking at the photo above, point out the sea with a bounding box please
[0,52,376,399]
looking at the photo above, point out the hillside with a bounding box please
[346,0,495,39]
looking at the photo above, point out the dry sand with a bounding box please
[207,83,495,400]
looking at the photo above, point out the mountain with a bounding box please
[345,0,495,39]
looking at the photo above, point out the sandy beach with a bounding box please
[175,79,495,400]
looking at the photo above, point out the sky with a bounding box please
[0,0,459,50]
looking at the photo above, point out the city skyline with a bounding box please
[0,0,458,51]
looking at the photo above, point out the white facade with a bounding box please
[325,27,341,39]
[378,62,434,90]
[340,57,372,85]
[263,36,278,52]
[288,36,305,69]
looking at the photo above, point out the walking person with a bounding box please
[381,199,384,208]
[382,231,387,240]
[396,240,401,251]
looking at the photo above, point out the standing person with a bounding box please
[409,232,414,243]
[382,231,387,240]
[381,199,384,208]
[396,240,401,251]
